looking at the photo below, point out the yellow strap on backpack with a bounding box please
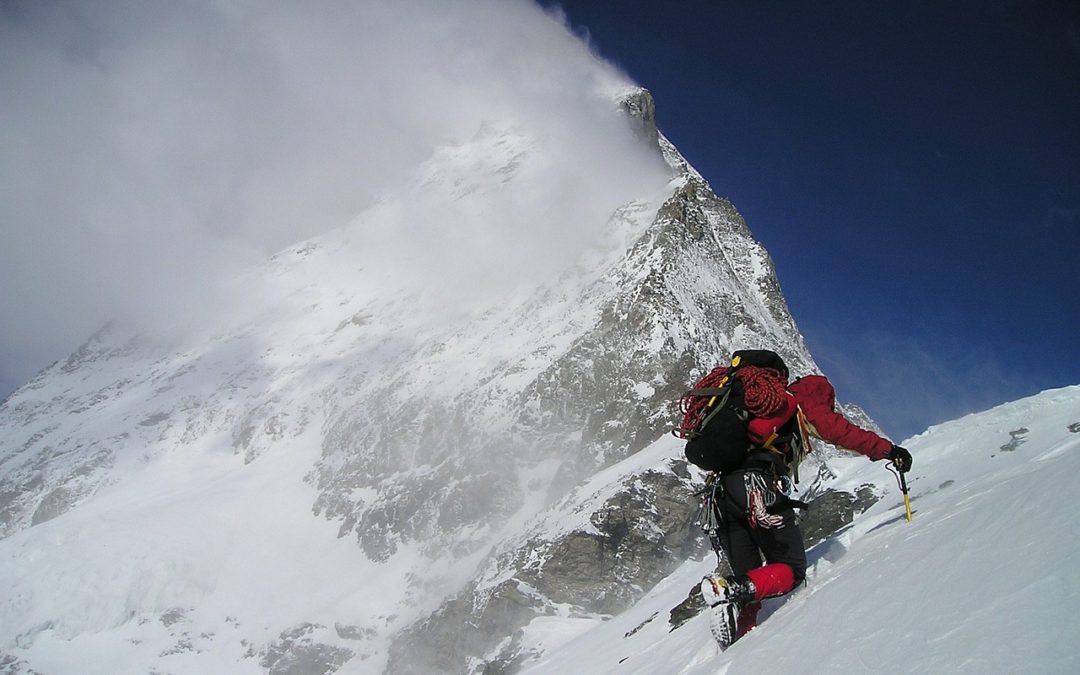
[709,355,740,408]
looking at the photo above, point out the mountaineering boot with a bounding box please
[700,574,756,650]
[700,573,756,607]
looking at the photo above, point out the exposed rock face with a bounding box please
[529,467,701,612]
[800,485,880,547]
[619,89,660,149]
[260,624,354,675]
[387,458,704,674]
[668,583,707,633]
[0,652,43,675]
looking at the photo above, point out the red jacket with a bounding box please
[788,375,892,460]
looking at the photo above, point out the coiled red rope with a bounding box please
[738,366,788,417]
[675,365,789,438]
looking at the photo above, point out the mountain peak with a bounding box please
[1,89,821,673]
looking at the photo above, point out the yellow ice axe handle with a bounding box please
[895,462,913,523]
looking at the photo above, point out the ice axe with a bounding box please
[887,460,913,522]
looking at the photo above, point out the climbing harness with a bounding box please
[745,471,784,529]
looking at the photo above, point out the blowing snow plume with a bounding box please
[0,0,669,395]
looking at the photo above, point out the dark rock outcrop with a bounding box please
[387,459,705,674]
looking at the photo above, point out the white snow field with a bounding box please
[524,385,1080,675]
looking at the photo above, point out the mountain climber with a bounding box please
[692,357,912,646]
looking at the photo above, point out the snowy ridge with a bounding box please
[468,434,686,597]
[521,385,1080,674]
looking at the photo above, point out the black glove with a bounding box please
[888,445,912,472]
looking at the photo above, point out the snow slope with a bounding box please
[523,385,1080,674]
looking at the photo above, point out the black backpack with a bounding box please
[674,350,793,473]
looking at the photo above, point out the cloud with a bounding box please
[0,0,669,395]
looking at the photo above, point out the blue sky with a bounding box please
[547,0,1080,441]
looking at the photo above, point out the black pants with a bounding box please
[718,470,807,585]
